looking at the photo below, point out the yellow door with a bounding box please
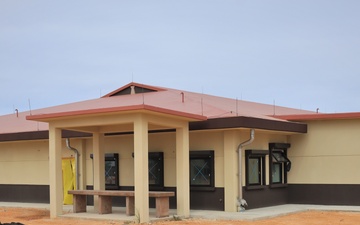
[62,158,76,205]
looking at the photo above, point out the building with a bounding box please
[0,82,359,223]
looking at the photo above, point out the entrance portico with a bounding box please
[34,109,204,223]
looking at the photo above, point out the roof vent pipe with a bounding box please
[237,129,255,211]
[180,92,184,103]
[66,138,80,190]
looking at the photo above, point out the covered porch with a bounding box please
[28,109,205,223]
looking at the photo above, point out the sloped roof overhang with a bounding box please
[274,112,360,121]
[190,116,307,133]
[26,104,207,122]
[0,130,91,142]
[0,115,306,142]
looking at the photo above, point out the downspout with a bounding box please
[237,129,255,211]
[66,138,80,190]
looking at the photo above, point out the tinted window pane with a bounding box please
[272,163,282,183]
[190,158,211,186]
[249,158,260,184]
[272,152,289,163]
[149,157,161,185]
[105,161,117,185]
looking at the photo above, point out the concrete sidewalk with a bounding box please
[190,204,360,221]
[1,202,360,222]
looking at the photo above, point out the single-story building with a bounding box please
[0,82,359,223]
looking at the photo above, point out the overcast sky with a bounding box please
[1,1,359,116]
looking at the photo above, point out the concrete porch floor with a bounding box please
[1,202,360,223]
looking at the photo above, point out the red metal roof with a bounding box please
[1,82,317,135]
[273,112,360,121]
[0,111,48,134]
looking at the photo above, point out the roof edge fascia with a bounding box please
[0,130,91,142]
[190,116,307,133]
[1,116,306,142]
[26,104,207,122]
[273,112,360,121]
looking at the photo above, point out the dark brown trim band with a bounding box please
[243,185,288,209]
[190,116,307,133]
[288,184,360,205]
[0,130,91,142]
[0,184,49,203]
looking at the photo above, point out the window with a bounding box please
[190,150,215,191]
[269,143,291,187]
[272,162,282,183]
[148,152,164,190]
[245,150,268,189]
[90,153,119,190]
[132,151,165,190]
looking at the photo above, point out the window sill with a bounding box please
[149,186,165,191]
[105,186,119,190]
[270,183,288,188]
[246,185,266,190]
[190,186,216,192]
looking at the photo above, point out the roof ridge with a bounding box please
[101,82,167,98]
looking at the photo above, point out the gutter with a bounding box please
[237,129,255,211]
[66,138,80,190]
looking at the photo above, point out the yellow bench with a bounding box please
[68,190,175,218]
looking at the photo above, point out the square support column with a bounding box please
[224,130,239,212]
[176,124,190,217]
[93,132,105,211]
[134,115,149,223]
[49,125,63,218]
[79,139,87,190]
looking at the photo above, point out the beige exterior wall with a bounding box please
[288,119,360,184]
[0,129,290,188]
[0,139,81,185]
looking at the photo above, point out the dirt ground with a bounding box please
[1,207,360,225]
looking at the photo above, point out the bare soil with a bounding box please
[1,207,360,225]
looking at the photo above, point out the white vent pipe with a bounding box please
[237,129,255,211]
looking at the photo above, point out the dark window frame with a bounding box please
[269,143,291,188]
[190,150,215,191]
[90,153,120,190]
[148,152,164,191]
[271,161,283,184]
[245,150,268,190]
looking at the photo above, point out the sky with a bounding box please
[1,0,359,116]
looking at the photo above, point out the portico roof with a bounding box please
[1,82,315,138]
[25,82,313,122]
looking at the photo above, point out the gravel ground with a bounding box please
[1,207,360,225]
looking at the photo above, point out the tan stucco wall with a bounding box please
[85,132,177,187]
[0,129,290,189]
[0,139,79,185]
[84,130,288,188]
[288,119,360,184]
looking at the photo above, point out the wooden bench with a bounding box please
[68,190,175,218]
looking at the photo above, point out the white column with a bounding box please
[176,124,190,217]
[93,132,105,211]
[223,130,239,212]
[49,125,63,218]
[134,115,149,223]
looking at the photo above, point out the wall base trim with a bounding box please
[288,184,360,205]
[0,184,49,203]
